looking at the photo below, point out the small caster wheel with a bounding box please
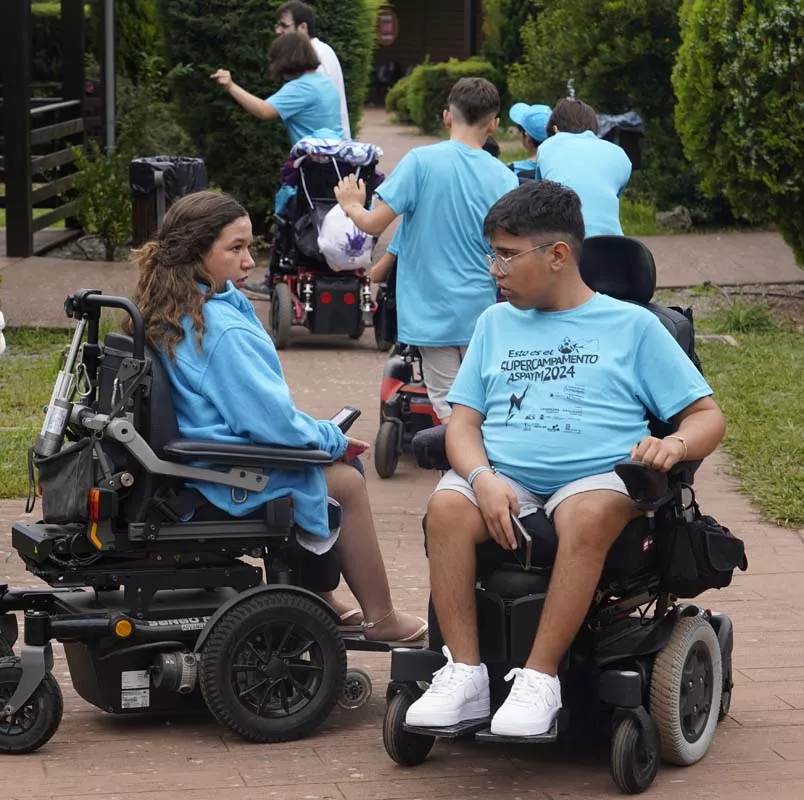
[609,714,660,794]
[374,420,399,479]
[719,688,731,722]
[338,668,372,710]
[383,687,435,766]
[0,657,63,754]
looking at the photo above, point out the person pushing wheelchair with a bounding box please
[405,181,727,737]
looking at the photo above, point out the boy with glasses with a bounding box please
[404,180,725,735]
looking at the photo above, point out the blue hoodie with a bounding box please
[159,283,348,539]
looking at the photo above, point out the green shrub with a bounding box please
[403,58,498,135]
[385,74,413,123]
[87,1,163,84]
[481,0,544,109]
[72,142,132,261]
[157,0,380,229]
[673,1,804,263]
[506,0,713,214]
[117,56,194,156]
[710,301,777,335]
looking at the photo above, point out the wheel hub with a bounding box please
[680,641,714,743]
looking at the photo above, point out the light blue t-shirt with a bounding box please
[375,140,519,347]
[159,284,347,539]
[509,158,538,178]
[447,293,712,494]
[266,72,344,145]
[536,131,632,237]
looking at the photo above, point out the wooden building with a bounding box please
[372,0,484,93]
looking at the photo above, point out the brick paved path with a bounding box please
[2,329,804,799]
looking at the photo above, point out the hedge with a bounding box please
[158,0,380,229]
[386,58,499,135]
[673,0,804,261]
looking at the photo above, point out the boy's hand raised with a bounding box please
[335,174,367,210]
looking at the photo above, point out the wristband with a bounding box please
[467,465,496,486]
[665,435,688,460]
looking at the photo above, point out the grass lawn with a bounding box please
[0,329,65,498]
[697,329,804,527]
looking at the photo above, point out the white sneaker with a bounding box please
[490,667,562,736]
[405,646,490,727]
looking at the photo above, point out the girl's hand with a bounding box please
[342,438,370,462]
[210,69,233,89]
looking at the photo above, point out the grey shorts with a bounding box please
[433,468,629,519]
[418,345,469,421]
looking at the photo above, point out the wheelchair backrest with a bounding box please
[297,158,377,210]
[98,332,180,453]
[580,235,702,438]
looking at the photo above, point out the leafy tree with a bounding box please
[673,0,804,262]
[157,0,380,228]
[507,0,708,213]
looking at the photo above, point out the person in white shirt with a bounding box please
[275,1,351,139]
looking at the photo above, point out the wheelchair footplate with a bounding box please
[475,718,559,744]
[403,717,490,740]
[341,629,427,652]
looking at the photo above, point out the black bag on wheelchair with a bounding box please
[660,503,748,598]
[29,438,97,524]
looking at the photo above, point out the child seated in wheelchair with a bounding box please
[127,190,426,644]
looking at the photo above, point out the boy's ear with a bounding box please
[488,116,500,133]
[443,108,453,129]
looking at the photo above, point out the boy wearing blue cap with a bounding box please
[508,102,552,179]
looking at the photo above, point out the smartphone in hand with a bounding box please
[510,513,533,569]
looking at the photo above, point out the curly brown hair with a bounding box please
[127,190,248,359]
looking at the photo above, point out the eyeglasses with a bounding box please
[484,242,557,276]
[275,21,294,31]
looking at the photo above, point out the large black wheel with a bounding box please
[0,657,63,754]
[349,318,366,341]
[270,282,293,350]
[199,592,346,743]
[650,615,722,765]
[609,715,660,794]
[374,420,399,479]
[383,687,435,766]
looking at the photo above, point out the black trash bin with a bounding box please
[130,156,208,246]
[596,111,645,170]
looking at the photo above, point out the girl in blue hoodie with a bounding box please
[129,190,426,644]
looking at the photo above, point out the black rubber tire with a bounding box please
[609,715,660,794]
[383,688,435,767]
[338,668,373,710]
[718,652,733,722]
[650,615,722,766]
[0,657,63,754]
[349,319,366,340]
[270,282,293,350]
[0,635,12,658]
[374,420,399,479]
[199,592,346,743]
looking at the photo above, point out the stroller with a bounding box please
[267,137,383,349]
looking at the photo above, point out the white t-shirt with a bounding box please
[311,37,351,139]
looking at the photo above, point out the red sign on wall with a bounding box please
[377,8,399,47]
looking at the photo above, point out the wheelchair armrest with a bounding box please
[412,426,450,471]
[614,460,674,510]
[162,440,333,469]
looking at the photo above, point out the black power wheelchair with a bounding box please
[0,290,405,754]
[267,156,379,349]
[381,237,747,794]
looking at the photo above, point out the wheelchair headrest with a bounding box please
[579,236,656,305]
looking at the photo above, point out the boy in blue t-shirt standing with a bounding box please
[535,98,632,237]
[335,78,519,421]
